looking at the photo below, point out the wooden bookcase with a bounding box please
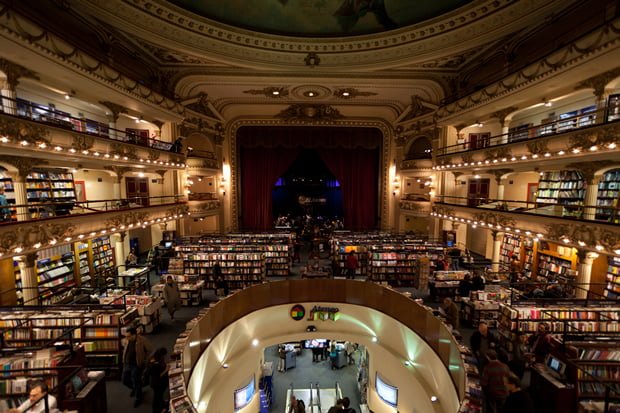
[36,245,76,305]
[26,169,76,217]
[604,256,620,300]
[596,169,620,223]
[90,237,116,289]
[536,171,586,216]
[500,233,522,266]
[535,248,577,284]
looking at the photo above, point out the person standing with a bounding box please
[345,251,359,279]
[458,273,473,298]
[278,345,287,372]
[481,350,510,413]
[341,397,356,413]
[122,327,152,408]
[509,256,522,283]
[327,398,343,413]
[344,341,355,365]
[501,373,535,413]
[163,275,181,320]
[470,321,498,370]
[0,186,10,221]
[146,347,169,413]
[442,297,460,329]
[527,322,555,363]
[126,248,138,266]
[288,395,305,413]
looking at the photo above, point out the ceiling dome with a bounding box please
[168,0,471,37]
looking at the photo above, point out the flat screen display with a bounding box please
[164,241,173,248]
[375,373,397,407]
[303,339,329,349]
[234,376,255,411]
[545,355,566,376]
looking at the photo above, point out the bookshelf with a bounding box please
[368,242,444,286]
[152,274,205,307]
[536,171,586,215]
[430,271,467,300]
[604,256,620,300]
[26,169,76,217]
[91,237,116,289]
[572,342,620,403]
[461,287,511,328]
[0,308,130,376]
[74,241,91,288]
[0,170,15,221]
[522,238,536,279]
[99,294,162,334]
[596,169,620,223]
[36,245,76,305]
[500,233,522,266]
[183,252,265,290]
[536,249,577,284]
[608,94,620,122]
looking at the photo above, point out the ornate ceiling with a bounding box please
[1,0,593,126]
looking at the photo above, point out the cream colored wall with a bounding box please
[127,226,152,255]
[185,215,219,235]
[116,116,159,139]
[398,215,430,234]
[187,303,460,413]
[503,172,540,201]
[509,92,596,128]
[466,226,489,258]
[189,176,217,194]
[73,169,116,201]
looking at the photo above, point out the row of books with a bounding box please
[502,306,618,320]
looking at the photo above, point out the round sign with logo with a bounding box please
[290,304,305,321]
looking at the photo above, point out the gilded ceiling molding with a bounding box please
[489,169,513,184]
[0,117,50,145]
[471,212,515,228]
[81,0,551,70]
[71,134,95,151]
[545,223,620,251]
[332,88,377,100]
[0,8,184,117]
[276,104,344,123]
[525,139,549,155]
[436,20,620,121]
[566,161,615,184]
[460,154,474,165]
[431,206,455,217]
[490,106,519,127]
[575,67,620,98]
[104,165,132,182]
[99,101,129,122]
[184,93,220,119]
[0,155,45,179]
[243,87,289,98]
[0,222,75,255]
[227,117,393,232]
[104,211,151,229]
[0,57,38,88]
[484,147,512,160]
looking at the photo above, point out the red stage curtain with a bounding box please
[240,147,300,230]
[238,126,381,230]
[318,148,379,230]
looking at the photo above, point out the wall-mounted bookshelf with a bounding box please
[604,256,620,300]
[536,250,576,284]
[536,171,585,214]
[500,233,522,266]
[183,252,265,290]
[91,237,116,289]
[596,169,620,223]
[572,342,620,404]
[0,170,16,221]
[522,238,536,279]
[26,169,76,217]
[74,241,91,287]
[36,245,76,305]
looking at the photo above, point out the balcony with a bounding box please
[0,195,188,259]
[432,196,620,256]
[0,99,186,169]
[187,192,220,217]
[187,149,218,170]
[434,107,620,170]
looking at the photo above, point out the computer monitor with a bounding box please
[234,375,255,411]
[375,373,398,407]
[303,339,329,349]
[163,241,173,248]
[545,355,566,377]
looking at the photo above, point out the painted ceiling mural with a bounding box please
[168,0,472,36]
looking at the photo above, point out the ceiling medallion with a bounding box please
[292,85,331,100]
[303,91,319,98]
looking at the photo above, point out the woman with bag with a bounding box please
[163,275,181,320]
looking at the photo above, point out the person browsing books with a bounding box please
[9,381,57,413]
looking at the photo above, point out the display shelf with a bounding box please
[604,256,620,300]
[367,242,444,286]
[99,293,162,334]
[430,271,467,300]
[596,169,620,223]
[572,342,620,404]
[36,249,75,305]
[522,238,536,279]
[116,266,149,289]
[182,252,265,290]
[0,171,16,221]
[461,287,511,328]
[74,241,91,287]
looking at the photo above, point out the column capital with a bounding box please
[490,106,518,128]
[105,166,131,183]
[576,68,620,100]
[99,101,128,123]
[577,249,598,263]
[567,161,613,184]
[0,58,39,89]
[0,156,43,180]
[16,253,37,268]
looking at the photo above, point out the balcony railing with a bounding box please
[436,106,620,156]
[1,96,179,152]
[187,149,216,159]
[433,195,620,224]
[187,192,218,201]
[0,195,186,225]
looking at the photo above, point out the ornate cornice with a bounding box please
[0,222,75,255]
[471,212,515,228]
[0,117,50,145]
[545,223,620,251]
[489,169,513,184]
[243,87,289,98]
[185,93,219,118]
[436,19,620,121]
[71,134,95,151]
[104,211,151,229]
[332,88,377,100]
[99,101,129,122]
[276,104,343,123]
[490,106,519,127]
[526,139,549,155]
[0,155,45,178]
[104,165,132,182]
[0,8,184,116]
[576,67,620,98]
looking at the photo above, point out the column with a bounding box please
[0,77,16,115]
[583,176,600,220]
[17,253,38,306]
[113,232,126,270]
[491,230,504,272]
[11,173,28,221]
[0,58,34,115]
[576,249,596,299]
[497,180,505,201]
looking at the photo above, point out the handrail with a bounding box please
[0,96,179,153]
[436,106,620,156]
[0,195,187,226]
[434,196,620,225]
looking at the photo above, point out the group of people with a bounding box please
[288,395,356,413]
[469,320,557,413]
[121,327,170,412]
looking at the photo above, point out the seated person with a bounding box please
[306,256,321,273]
[8,380,57,413]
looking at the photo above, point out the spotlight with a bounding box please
[306,325,317,332]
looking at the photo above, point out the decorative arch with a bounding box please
[186,131,216,153]
[405,135,432,160]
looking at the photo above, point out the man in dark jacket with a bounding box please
[470,321,499,370]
